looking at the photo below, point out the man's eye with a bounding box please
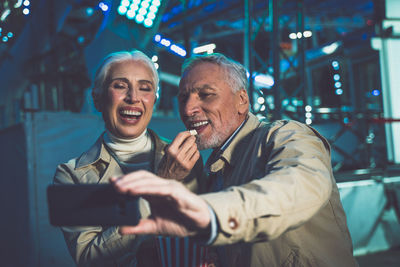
[199,93,212,98]
[178,94,188,101]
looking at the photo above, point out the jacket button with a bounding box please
[228,218,238,229]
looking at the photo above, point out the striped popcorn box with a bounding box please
[156,236,210,267]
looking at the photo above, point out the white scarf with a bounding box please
[103,129,152,165]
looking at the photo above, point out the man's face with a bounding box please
[178,62,248,150]
[100,60,156,139]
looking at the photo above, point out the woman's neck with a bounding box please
[103,129,152,162]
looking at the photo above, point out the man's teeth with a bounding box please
[120,110,142,116]
[192,121,208,127]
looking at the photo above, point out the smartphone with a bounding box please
[47,184,140,226]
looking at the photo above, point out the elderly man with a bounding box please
[112,53,359,267]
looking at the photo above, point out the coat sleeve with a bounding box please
[53,162,145,267]
[201,120,333,245]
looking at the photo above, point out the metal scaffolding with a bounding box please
[243,0,308,121]
[242,0,389,172]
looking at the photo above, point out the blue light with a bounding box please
[2,36,8,42]
[372,89,380,96]
[141,1,150,8]
[135,14,145,23]
[147,11,156,20]
[154,33,187,58]
[138,7,147,15]
[144,18,153,27]
[121,0,130,7]
[14,0,23,8]
[7,32,13,38]
[334,82,342,88]
[99,2,109,12]
[126,9,136,19]
[170,44,187,57]
[332,61,339,70]
[149,5,158,12]
[333,74,340,81]
[362,33,368,40]
[130,4,139,11]
[154,34,161,42]
[77,36,85,44]
[160,38,171,47]
[86,7,94,16]
[118,0,163,27]
[118,5,127,15]
[343,117,349,124]
[335,88,343,95]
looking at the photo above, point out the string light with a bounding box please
[153,34,186,57]
[118,0,162,28]
[305,105,312,125]
[332,60,343,96]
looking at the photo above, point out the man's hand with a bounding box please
[157,131,199,181]
[110,170,210,237]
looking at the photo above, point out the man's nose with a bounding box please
[182,94,200,117]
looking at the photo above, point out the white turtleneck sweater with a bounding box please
[103,129,153,173]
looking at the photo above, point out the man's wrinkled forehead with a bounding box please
[179,70,198,94]
[179,62,222,91]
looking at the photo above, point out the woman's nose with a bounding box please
[125,87,139,103]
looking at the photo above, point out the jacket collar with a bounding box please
[75,132,111,169]
[209,112,262,173]
[75,129,167,170]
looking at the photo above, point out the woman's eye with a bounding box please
[113,83,127,89]
[140,87,152,91]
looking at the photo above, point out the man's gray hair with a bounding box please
[93,50,159,98]
[181,53,248,93]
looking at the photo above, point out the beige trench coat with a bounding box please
[201,113,359,267]
[53,129,200,267]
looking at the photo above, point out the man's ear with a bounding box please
[92,90,103,112]
[237,89,249,115]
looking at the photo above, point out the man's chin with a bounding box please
[196,136,222,150]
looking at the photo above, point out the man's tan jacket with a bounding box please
[201,113,359,267]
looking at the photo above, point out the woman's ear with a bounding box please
[92,90,103,112]
[237,89,249,115]
[154,86,159,104]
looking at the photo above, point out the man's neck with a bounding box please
[216,115,248,153]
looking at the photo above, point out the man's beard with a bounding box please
[195,120,236,150]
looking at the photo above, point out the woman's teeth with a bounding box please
[120,110,142,116]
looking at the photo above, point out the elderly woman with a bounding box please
[53,50,201,266]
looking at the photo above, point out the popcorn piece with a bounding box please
[189,129,197,136]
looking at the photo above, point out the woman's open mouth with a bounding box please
[119,109,142,123]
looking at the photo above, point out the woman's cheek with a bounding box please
[142,94,156,106]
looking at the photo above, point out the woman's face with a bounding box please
[101,60,156,139]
